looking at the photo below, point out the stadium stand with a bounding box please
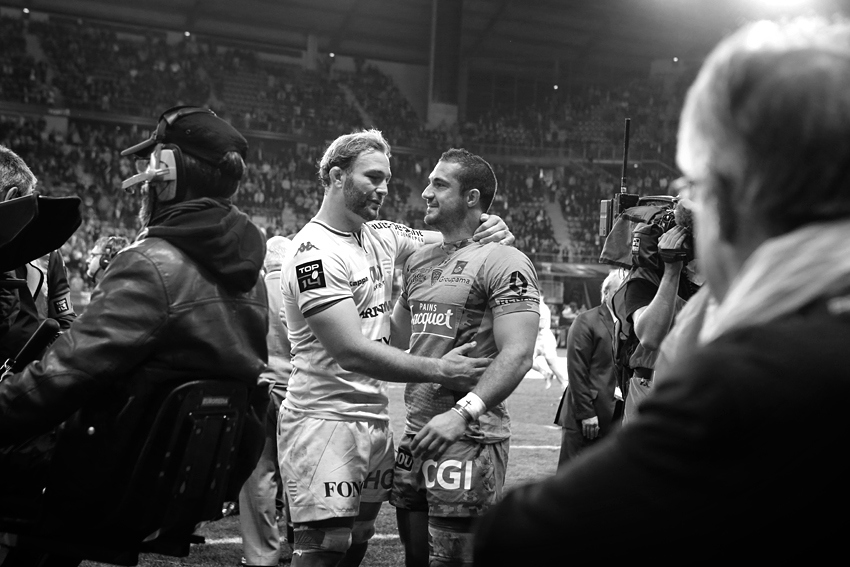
[0,12,688,305]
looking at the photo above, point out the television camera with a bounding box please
[599,119,693,268]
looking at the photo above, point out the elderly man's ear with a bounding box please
[4,187,22,201]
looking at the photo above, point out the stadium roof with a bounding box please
[7,0,850,83]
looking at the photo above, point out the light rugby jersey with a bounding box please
[281,219,425,421]
[397,239,539,443]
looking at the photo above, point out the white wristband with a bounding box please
[457,392,487,421]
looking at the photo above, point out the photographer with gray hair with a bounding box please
[474,16,850,564]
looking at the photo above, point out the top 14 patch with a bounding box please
[296,259,327,292]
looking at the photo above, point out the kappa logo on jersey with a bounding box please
[297,242,320,254]
[430,269,443,285]
[411,301,458,338]
[452,261,467,275]
[296,260,326,292]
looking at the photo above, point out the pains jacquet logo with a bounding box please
[410,301,458,339]
[296,260,326,292]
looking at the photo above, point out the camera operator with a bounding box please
[474,16,850,563]
[0,106,269,548]
[0,145,78,365]
[619,201,699,424]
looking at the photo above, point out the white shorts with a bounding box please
[277,407,395,523]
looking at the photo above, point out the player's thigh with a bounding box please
[277,410,383,523]
[392,434,508,518]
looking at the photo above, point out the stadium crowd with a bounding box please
[2,5,850,567]
[0,13,686,293]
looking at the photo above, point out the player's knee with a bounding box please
[428,517,474,566]
[291,524,352,556]
[351,518,376,545]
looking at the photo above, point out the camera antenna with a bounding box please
[598,118,639,237]
[621,118,630,194]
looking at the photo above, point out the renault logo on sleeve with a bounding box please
[296,260,326,292]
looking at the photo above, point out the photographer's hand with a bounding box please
[659,225,691,270]
[633,227,688,351]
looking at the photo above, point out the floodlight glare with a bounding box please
[753,0,809,11]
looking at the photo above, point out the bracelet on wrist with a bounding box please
[457,392,487,421]
[451,405,473,423]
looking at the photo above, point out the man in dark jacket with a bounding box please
[0,145,78,364]
[0,106,269,528]
[554,268,623,466]
[474,16,850,565]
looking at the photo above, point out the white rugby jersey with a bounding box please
[280,219,425,421]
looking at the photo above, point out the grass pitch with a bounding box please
[81,373,565,567]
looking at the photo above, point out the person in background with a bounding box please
[557,301,578,348]
[531,293,568,390]
[239,235,294,567]
[473,16,850,564]
[0,145,77,364]
[85,235,131,285]
[554,269,623,467]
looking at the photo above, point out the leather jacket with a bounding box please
[0,200,269,505]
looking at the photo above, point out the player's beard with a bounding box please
[343,175,380,221]
[424,200,464,230]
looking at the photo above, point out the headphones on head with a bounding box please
[121,106,215,202]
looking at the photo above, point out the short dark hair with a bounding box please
[0,145,37,195]
[439,148,497,213]
[183,150,245,200]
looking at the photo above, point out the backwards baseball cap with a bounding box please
[121,106,248,165]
